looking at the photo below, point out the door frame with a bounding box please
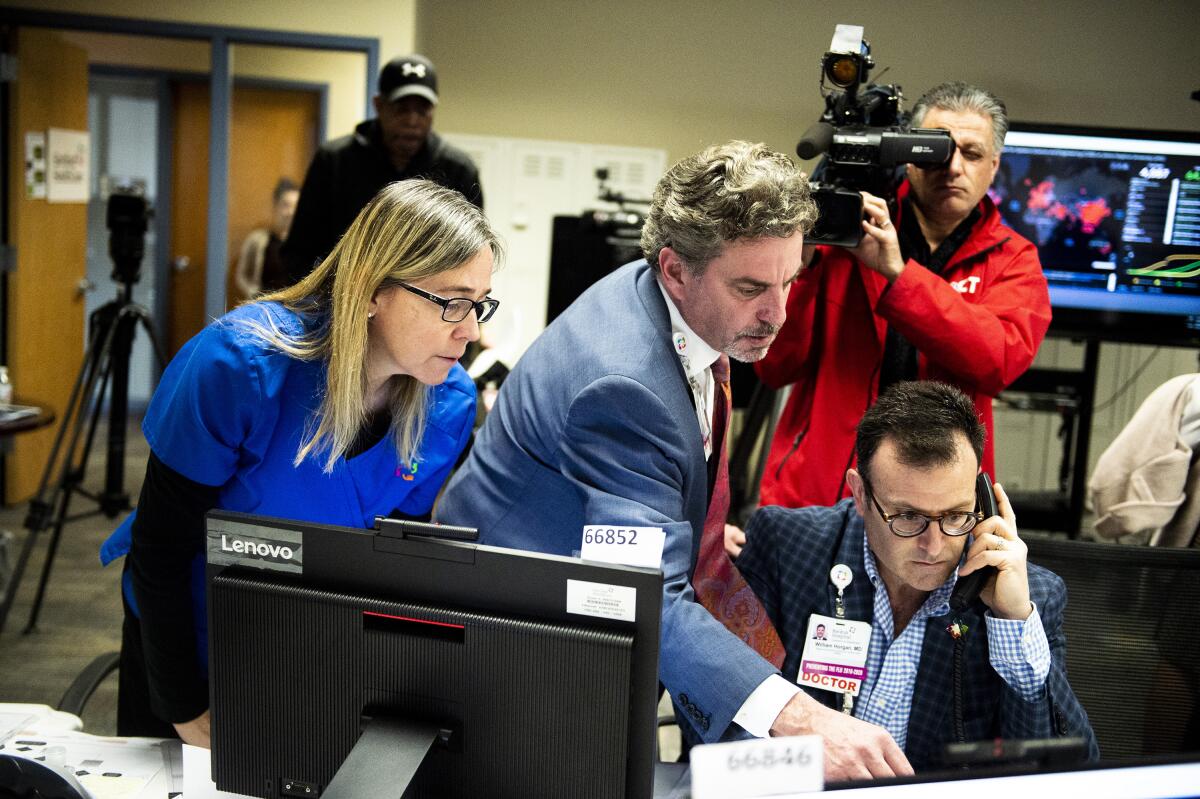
[0,6,377,333]
[87,65,330,363]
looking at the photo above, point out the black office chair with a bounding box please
[56,651,119,718]
[1025,536,1200,759]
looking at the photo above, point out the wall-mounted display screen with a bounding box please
[992,124,1200,344]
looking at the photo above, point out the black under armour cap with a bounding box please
[379,54,438,106]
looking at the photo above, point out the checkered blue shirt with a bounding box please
[855,532,1052,750]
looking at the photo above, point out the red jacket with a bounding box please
[755,182,1051,508]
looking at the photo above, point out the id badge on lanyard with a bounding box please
[797,564,870,715]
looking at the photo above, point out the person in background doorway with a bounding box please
[233,178,299,300]
[282,54,483,284]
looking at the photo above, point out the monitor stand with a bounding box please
[322,715,443,798]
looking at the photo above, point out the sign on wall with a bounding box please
[46,127,89,203]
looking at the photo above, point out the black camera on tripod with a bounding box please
[797,24,956,247]
[4,185,167,636]
[106,187,152,286]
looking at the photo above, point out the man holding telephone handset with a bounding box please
[736,381,1098,775]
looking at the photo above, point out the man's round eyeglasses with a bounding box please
[863,478,984,537]
[398,281,500,323]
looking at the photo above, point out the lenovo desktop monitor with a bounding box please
[203,511,662,799]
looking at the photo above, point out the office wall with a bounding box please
[417,0,1198,164]
[4,0,414,63]
[233,45,365,138]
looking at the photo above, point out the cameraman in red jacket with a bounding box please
[755,82,1050,511]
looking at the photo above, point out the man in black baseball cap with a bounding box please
[282,53,483,283]
[379,53,439,105]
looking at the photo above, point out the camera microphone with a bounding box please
[796,122,835,160]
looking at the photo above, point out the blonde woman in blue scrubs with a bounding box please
[102,180,501,747]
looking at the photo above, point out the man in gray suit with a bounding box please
[439,141,912,779]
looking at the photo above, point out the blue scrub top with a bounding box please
[101,302,476,667]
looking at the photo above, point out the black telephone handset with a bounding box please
[948,472,1000,612]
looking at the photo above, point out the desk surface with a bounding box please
[4,703,691,798]
[659,758,1200,798]
[10,704,1196,798]
[0,401,54,436]
[0,704,180,798]
[828,759,1200,798]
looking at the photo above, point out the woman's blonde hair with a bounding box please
[250,179,501,473]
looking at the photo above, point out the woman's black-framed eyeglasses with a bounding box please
[862,477,984,537]
[398,282,500,323]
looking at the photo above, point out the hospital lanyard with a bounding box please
[830,564,855,716]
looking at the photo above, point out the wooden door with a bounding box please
[166,81,210,357]
[167,81,319,355]
[4,28,89,504]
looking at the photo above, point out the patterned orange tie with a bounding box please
[691,354,786,668]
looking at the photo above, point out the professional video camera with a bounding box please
[105,186,152,286]
[798,24,956,247]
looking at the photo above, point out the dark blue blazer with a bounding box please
[439,261,779,743]
[737,501,1099,771]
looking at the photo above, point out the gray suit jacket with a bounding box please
[439,260,779,742]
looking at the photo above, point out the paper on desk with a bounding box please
[0,704,181,798]
[0,733,179,799]
[0,703,83,740]
[183,743,257,798]
[78,774,147,799]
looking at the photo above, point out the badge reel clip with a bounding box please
[829,564,855,715]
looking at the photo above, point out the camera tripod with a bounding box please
[0,279,165,636]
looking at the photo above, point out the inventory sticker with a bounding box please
[566,579,636,622]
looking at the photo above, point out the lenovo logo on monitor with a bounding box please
[207,517,303,574]
[220,535,294,561]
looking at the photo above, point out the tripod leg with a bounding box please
[93,303,164,517]
[0,308,116,637]
[13,303,121,635]
[22,340,115,634]
[21,488,76,634]
[26,358,116,631]
[100,308,141,516]
[15,292,164,634]
[133,308,169,369]
[24,307,113,519]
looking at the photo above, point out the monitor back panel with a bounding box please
[210,571,634,799]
